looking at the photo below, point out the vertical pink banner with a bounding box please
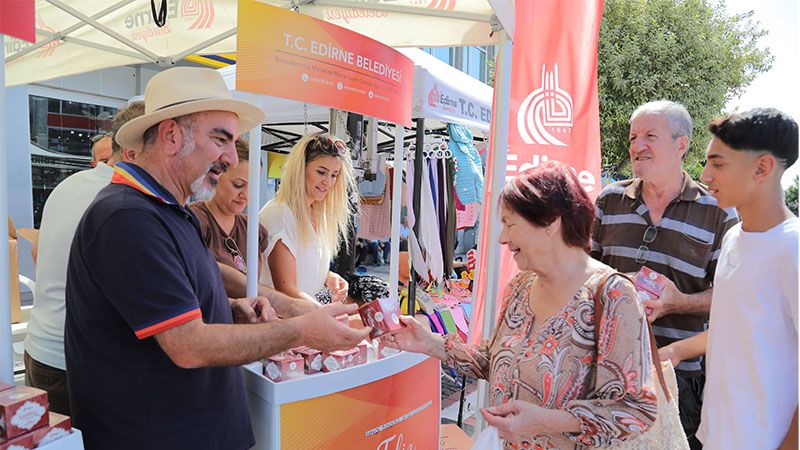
[471,0,604,344]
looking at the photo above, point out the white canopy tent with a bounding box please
[216,45,493,289]
[0,5,514,422]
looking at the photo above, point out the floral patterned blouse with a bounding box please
[445,268,657,449]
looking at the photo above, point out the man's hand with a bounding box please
[326,271,349,303]
[293,303,370,352]
[230,296,275,324]
[643,276,683,323]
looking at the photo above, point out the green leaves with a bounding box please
[598,0,773,179]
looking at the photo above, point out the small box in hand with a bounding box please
[358,297,405,339]
[634,266,669,316]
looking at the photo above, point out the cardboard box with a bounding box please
[294,347,323,374]
[354,341,368,366]
[358,297,405,339]
[263,354,304,383]
[376,338,401,360]
[0,387,48,439]
[0,431,34,450]
[30,412,71,448]
[634,267,669,316]
[7,217,21,324]
[321,348,359,372]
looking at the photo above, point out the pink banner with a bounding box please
[471,0,604,344]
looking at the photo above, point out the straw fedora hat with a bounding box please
[115,67,265,151]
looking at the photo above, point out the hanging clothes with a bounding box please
[406,159,444,283]
[447,123,484,204]
[457,202,480,229]
[357,168,392,240]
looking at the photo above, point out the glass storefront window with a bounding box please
[28,95,117,227]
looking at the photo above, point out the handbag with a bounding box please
[593,273,689,450]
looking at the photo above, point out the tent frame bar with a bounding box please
[311,0,492,23]
[46,0,163,62]
[6,0,138,63]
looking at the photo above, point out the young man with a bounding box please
[659,108,798,449]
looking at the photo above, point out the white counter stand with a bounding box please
[244,351,440,450]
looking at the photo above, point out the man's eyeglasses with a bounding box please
[635,225,658,263]
[91,131,113,144]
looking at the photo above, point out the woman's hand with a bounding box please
[326,271,349,302]
[481,401,581,442]
[384,315,444,358]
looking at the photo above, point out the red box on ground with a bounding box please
[358,297,405,339]
[294,347,323,374]
[0,387,48,439]
[0,431,34,450]
[31,412,71,448]
[263,353,305,382]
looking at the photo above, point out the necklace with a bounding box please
[224,235,247,274]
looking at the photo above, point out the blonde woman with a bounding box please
[259,134,357,304]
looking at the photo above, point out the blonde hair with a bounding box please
[274,133,357,256]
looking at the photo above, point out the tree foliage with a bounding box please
[786,176,799,216]
[598,0,773,179]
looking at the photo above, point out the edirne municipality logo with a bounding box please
[517,64,573,147]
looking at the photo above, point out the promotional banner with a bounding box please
[237,1,414,126]
[279,357,439,449]
[0,0,35,42]
[471,0,604,343]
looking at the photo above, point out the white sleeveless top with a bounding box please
[258,200,330,296]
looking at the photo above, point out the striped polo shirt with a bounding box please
[591,173,738,376]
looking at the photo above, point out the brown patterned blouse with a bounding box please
[445,268,657,449]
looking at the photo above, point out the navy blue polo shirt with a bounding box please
[64,162,254,450]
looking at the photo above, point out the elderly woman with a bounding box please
[387,161,657,448]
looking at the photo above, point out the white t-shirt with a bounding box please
[698,217,799,449]
[258,200,330,297]
[25,163,115,370]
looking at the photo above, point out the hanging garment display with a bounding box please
[447,123,484,204]
[357,170,392,241]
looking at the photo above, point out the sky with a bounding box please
[722,0,799,188]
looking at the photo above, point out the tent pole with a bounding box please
[473,28,513,435]
[0,34,14,384]
[388,124,404,291]
[246,95,262,297]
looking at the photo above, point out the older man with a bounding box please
[64,68,369,450]
[591,100,737,449]
[89,132,113,167]
[24,100,144,415]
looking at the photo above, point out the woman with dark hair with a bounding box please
[386,161,657,448]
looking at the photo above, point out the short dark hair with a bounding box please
[499,161,595,252]
[708,108,798,168]
[111,102,145,156]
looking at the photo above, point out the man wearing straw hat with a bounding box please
[64,67,370,450]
